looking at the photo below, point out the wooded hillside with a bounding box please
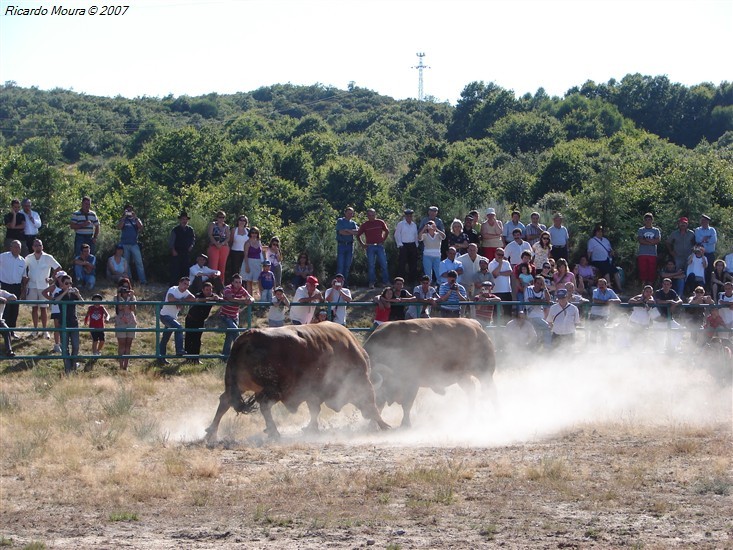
[1,75,732,286]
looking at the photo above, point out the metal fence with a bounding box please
[1,298,731,365]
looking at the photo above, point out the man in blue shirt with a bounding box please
[117,204,147,285]
[437,270,467,318]
[335,207,358,286]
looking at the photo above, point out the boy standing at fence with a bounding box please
[268,287,290,327]
[84,293,110,356]
[258,260,275,302]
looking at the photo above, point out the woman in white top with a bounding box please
[266,236,283,287]
[419,221,445,283]
[228,215,249,280]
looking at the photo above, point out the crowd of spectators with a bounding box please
[2,198,733,364]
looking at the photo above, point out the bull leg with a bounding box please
[258,398,281,440]
[304,399,321,433]
[481,375,500,415]
[204,391,231,444]
[400,387,419,428]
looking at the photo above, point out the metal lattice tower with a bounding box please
[412,52,430,101]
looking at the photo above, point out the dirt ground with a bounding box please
[1,350,732,549]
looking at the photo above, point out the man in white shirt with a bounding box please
[189,253,224,294]
[457,243,487,298]
[488,248,513,324]
[324,274,352,325]
[547,289,580,349]
[439,247,463,281]
[291,275,323,325]
[157,276,196,364]
[0,284,18,356]
[394,208,419,285]
[21,198,42,254]
[524,276,552,347]
[0,240,27,338]
[504,228,532,267]
[25,238,61,338]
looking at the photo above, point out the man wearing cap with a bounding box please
[169,211,196,286]
[418,206,445,234]
[189,253,223,294]
[117,204,147,285]
[436,269,467,318]
[335,206,359,286]
[357,208,390,289]
[69,196,100,256]
[4,199,25,253]
[636,213,661,288]
[473,257,495,289]
[292,275,323,325]
[666,217,696,289]
[524,212,546,247]
[547,288,580,349]
[695,215,717,282]
[394,208,419,285]
[502,211,525,246]
[324,274,352,325]
[479,207,503,261]
[548,213,570,262]
[20,198,41,254]
[25,238,61,338]
[463,214,480,246]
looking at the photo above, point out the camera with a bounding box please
[125,210,133,217]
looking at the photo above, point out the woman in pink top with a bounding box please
[241,226,263,295]
[551,258,576,295]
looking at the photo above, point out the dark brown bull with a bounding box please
[205,323,390,442]
[364,318,497,427]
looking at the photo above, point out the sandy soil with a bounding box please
[1,352,732,549]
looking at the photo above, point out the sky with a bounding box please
[0,0,731,104]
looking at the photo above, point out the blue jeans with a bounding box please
[529,316,552,347]
[221,315,240,359]
[62,323,80,374]
[423,255,442,284]
[366,244,389,286]
[159,315,184,356]
[337,242,354,284]
[74,265,96,289]
[123,243,147,284]
[260,288,273,304]
[74,234,95,256]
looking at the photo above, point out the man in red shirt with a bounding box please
[219,273,252,359]
[357,208,390,289]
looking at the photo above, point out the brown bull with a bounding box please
[205,322,390,442]
[364,318,497,427]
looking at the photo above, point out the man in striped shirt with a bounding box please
[69,196,100,256]
[219,274,252,360]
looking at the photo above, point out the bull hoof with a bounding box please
[264,427,281,440]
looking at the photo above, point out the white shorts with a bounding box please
[26,287,49,307]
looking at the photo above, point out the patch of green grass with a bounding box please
[22,542,47,550]
[0,535,13,546]
[0,391,16,412]
[101,386,135,417]
[584,527,602,540]
[109,511,139,522]
[694,475,731,496]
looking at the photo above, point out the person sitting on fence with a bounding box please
[268,287,290,328]
[189,253,224,295]
[436,270,467,318]
[684,246,708,297]
[407,275,437,319]
[474,281,501,326]
[157,276,196,365]
[291,275,322,326]
[373,286,393,328]
[627,285,657,329]
[588,278,620,343]
[686,286,714,344]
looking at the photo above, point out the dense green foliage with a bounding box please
[1,76,732,286]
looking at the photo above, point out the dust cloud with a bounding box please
[166,339,731,447]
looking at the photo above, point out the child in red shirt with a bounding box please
[84,293,110,356]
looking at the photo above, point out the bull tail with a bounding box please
[232,391,259,415]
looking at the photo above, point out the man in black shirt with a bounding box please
[184,281,222,363]
[169,211,196,285]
